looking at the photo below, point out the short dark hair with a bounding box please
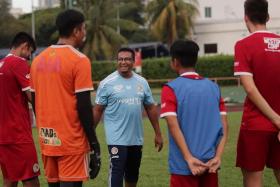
[244,0,268,24]
[11,32,36,52]
[56,9,85,37]
[170,40,199,68]
[117,47,135,61]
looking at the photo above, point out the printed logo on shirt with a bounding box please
[161,102,166,109]
[39,127,62,146]
[116,97,141,105]
[113,84,124,93]
[264,37,280,52]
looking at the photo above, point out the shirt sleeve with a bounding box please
[12,59,30,91]
[234,41,253,76]
[219,97,227,115]
[160,85,177,118]
[95,82,108,106]
[74,57,94,93]
[143,81,155,105]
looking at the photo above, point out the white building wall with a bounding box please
[193,0,280,55]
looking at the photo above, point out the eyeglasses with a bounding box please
[117,57,133,62]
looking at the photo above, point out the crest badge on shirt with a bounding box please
[136,84,144,95]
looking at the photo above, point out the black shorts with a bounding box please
[108,145,142,187]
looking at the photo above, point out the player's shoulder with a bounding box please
[50,45,89,60]
[133,72,148,84]
[6,54,27,63]
[99,71,119,88]
[3,54,28,69]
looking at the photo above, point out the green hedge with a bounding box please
[92,55,234,82]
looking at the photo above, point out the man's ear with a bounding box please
[266,14,270,22]
[244,15,249,23]
[73,27,79,37]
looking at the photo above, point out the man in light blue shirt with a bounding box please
[94,47,163,187]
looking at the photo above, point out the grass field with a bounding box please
[151,86,246,104]
[1,112,279,187]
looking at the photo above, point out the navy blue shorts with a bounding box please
[108,145,142,187]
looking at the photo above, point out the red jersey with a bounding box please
[0,54,32,144]
[234,31,280,131]
[160,72,227,117]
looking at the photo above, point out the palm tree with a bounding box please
[64,0,138,60]
[147,0,199,46]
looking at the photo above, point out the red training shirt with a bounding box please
[0,54,32,144]
[234,31,280,131]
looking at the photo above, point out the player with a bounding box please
[94,47,163,187]
[30,9,100,187]
[234,0,280,186]
[160,40,228,187]
[0,32,40,187]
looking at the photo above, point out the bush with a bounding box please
[91,55,234,85]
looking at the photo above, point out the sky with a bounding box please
[12,0,38,13]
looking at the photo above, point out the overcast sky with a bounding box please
[12,0,38,13]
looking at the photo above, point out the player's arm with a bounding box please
[165,115,208,175]
[24,90,32,102]
[207,98,228,173]
[76,91,99,148]
[93,104,105,128]
[144,104,163,152]
[240,75,280,129]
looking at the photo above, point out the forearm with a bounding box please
[215,115,228,158]
[76,92,99,149]
[166,116,193,161]
[145,104,161,135]
[241,76,280,128]
[93,104,104,128]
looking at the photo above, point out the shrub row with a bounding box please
[92,55,234,82]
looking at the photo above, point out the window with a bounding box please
[204,43,217,54]
[205,7,212,18]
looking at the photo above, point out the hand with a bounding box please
[206,156,221,173]
[89,143,101,179]
[187,157,208,176]
[154,133,163,152]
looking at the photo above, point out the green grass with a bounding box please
[151,86,246,104]
[1,112,278,186]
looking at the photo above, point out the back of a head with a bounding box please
[11,32,36,52]
[244,0,268,24]
[56,9,85,37]
[170,40,199,68]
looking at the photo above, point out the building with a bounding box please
[38,0,60,9]
[193,0,280,55]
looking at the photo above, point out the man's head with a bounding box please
[11,32,36,60]
[117,47,135,77]
[56,9,86,48]
[244,0,269,29]
[170,40,199,73]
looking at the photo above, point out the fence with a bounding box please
[93,77,241,87]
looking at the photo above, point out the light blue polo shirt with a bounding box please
[95,71,155,145]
